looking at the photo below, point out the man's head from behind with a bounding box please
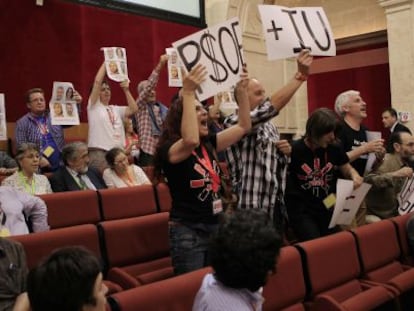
[390,131,414,162]
[210,209,282,292]
[27,246,107,311]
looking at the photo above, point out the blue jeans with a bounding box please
[169,221,218,275]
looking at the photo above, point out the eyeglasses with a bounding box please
[114,157,128,165]
[23,154,40,159]
[30,97,45,103]
[101,86,111,92]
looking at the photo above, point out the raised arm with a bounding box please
[269,49,313,112]
[168,64,207,164]
[120,80,138,117]
[340,163,363,189]
[89,62,106,106]
[346,139,384,162]
[217,67,251,152]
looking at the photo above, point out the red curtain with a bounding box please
[307,63,391,138]
[0,0,200,121]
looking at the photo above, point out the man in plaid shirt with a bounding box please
[223,50,313,234]
[135,54,169,166]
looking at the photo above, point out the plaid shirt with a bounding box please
[15,113,65,152]
[135,67,164,156]
[223,100,288,221]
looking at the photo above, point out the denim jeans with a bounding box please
[169,221,218,275]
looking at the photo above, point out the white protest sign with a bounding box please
[398,189,414,215]
[0,94,7,141]
[258,5,336,60]
[398,175,414,213]
[50,82,80,126]
[172,17,244,102]
[364,131,382,174]
[166,48,183,87]
[102,47,128,82]
[329,179,371,228]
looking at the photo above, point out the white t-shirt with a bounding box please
[87,98,127,151]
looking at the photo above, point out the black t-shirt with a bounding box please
[286,138,349,211]
[336,121,368,176]
[160,135,221,224]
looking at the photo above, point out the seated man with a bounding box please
[25,246,108,311]
[0,186,49,235]
[365,131,414,223]
[49,142,107,192]
[0,237,27,311]
[192,209,282,310]
[0,150,18,176]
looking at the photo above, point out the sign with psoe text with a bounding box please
[258,5,335,60]
[172,17,244,102]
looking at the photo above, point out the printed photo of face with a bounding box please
[65,102,74,117]
[66,87,74,100]
[108,61,119,75]
[170,65,179,79]
[116,48,124,59]
[53,102,64,117]
[171,51,178,64]
[56,86,64,100]
[120,62,127,75]
[106,48,115,59]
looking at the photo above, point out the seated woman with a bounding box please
[103,147,151,188]
[1,143,52,195]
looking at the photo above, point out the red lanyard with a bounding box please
[106,107,115,128]
[192,145,221,193]
[35,117,48,135]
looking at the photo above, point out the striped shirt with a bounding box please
[193,273,264,311]
[223,100,288,222]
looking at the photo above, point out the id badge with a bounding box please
[212,199,223,215]
[43,146,55,158]
[0,227,10,237]
[323,193,336,209]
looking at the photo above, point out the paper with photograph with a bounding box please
[166,48,183,87]
[102,47,128,82]
[0,94,7,141]
[50,82,80,126]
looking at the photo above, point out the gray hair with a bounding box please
[334,90,360,118]
[61,141,87,166]
[15,143,39,169]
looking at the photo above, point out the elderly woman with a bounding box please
[2,143,52,194]
[103,147,151,188]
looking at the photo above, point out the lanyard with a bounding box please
[106,107,115,128]
[192,145,221,193]
[34,117,48,135]
[18,171,35,195]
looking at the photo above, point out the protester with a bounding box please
[2,143,52,195]
[153,64,251,275]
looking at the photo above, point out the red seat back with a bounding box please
[154,183,172,212]
[98,185,157,220]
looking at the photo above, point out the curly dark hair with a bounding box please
[209,209,282,292]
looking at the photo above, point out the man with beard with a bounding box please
[365,131,414,222]
[49,142,107,192]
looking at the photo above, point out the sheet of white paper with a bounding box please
[50,82,80,126]
[364,131,382,174]
[172,17,244,101]
[398,189,414,215]
[398,175,414,213]
[102,47,128,82]
[166,48,183,87]
[0,94,7,141]
[258,5,336,60]
[329,179,371,228]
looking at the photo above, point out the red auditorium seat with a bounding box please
[352,220,414,308]
[9,224,122,294]
[154,183,172,212]
[296,231,395,311]
[108,267,211,311]
[38,190,101,229]
[99,212,173,289]
[98,185,157,220]
[390,213,414,266]
[263,246,306,311]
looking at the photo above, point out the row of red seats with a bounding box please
[36,183,171,229]
[107,214,414,311]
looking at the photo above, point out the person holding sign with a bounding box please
[135,54,169,166]
[15,88,82,172]
[87,62,138,173]
[286,108,363,242]
[153,64,251,275]
[223,49,312,235]
[365,131,414,222]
